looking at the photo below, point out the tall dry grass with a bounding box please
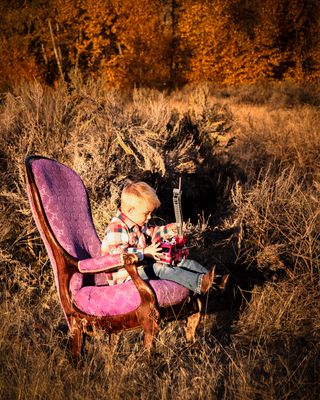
[0,78,319,399]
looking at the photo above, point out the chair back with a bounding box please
[26,156,101,260]
[25,156,103,325]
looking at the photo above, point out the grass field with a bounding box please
[0,78,319,399]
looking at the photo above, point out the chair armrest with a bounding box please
[79,253,158,319]
[78,253,127,273]
[123,255,158,311]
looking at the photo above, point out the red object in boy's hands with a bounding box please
[160,235,189,265]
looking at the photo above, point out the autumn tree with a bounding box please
[176,0,320,85]
[0,1,44,90]
[177,0,233,85]
[31,0,118,83]
[278,0,320,82]
[0,0,319,90]
[224,0,285,85]
[102,0,170,88]
[225,0,320,84]
[177,0,286,85]
[22,0,170,88]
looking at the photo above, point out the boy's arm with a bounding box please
[101,222,145,261]
[145,223,178,242]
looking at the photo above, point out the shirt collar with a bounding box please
[116,209,138,230]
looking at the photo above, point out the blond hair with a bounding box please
[121,181,160,211]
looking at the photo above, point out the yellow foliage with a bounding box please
[0,5,43,89]
[0,0,319,89]
[102,0,170,88]
[177,0,231,84]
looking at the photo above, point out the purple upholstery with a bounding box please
[70,273,191,316]
[27,157,192,319]
[78,253,124,273]
[29,158,101,260]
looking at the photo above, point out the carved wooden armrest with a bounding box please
[122,254,158,307]
[78,253,156,307]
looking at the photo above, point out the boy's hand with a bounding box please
[171,224,178,235]
[144,241,163,261]
[171,222,188,235]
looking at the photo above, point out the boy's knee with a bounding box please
[142,262,168,280]
[153,262,169,275]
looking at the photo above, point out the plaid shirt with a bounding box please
[100,210,176,285]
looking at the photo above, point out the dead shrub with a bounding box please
[232,168,320,275]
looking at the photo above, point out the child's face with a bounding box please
[126,201,155,227]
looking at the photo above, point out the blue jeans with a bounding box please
[138,258,208,294]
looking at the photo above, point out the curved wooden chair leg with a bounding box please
[141,308,160,351]
[143,321,160,350]
[71,325,83,359]
[184,298,202,342]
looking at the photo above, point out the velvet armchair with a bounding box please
[25,155,200,357]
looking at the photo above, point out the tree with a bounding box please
[177,0,232,84]
[0,1,43,90]
[0,0,319,90]
[223,0,284,85]
[37,0,117,83]
[102,0,169,88]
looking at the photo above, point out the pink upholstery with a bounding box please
[70,274,191,316]
[78,253,124,273]
[27,157,192,318]
[29,158,101,259]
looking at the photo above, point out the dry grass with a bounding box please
[0,78,319,399]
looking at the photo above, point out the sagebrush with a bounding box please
[0,79,319,400]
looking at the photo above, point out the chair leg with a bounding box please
[184,298,202,342]
[143,320,160,350]
[71,326,83,359]
[141,308,160,350]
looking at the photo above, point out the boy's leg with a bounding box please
[177,258,209,274]
[138,262,211,294]
[179,259,229,292]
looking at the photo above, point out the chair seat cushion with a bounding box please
[70,273,192,317]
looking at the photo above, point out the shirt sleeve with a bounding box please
[144,223,177,242]
[101,222,144,261]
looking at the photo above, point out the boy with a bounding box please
[101,181,220,294]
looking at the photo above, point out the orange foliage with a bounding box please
[0,0,319,90]
[102,0,170,88]
[53,0,115,70]
[177,0,320,86]
[178,0,283,85]
[224,0,285,85]
[0,4,43,90]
